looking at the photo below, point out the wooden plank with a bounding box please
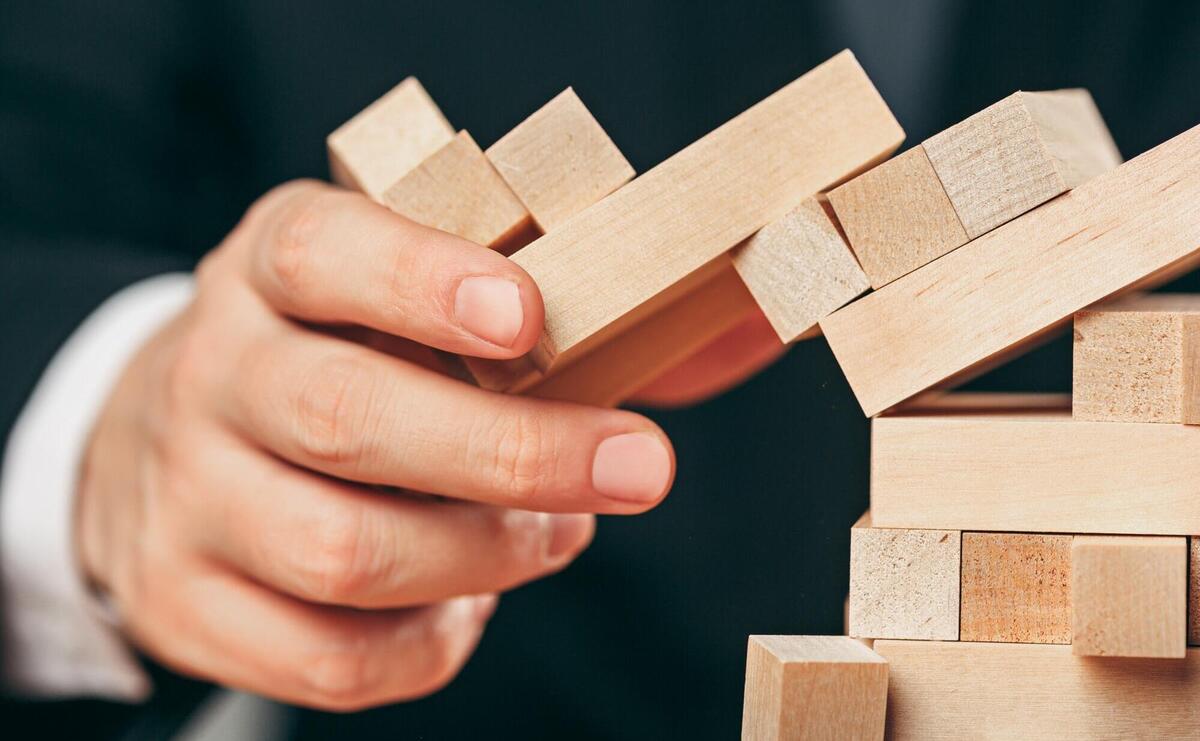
[923,89,1121,239]
[327,78,455,202]
[1071,535,1186,658]
[1191,538,1200,646]
[876,640,1200,740]
[960,532,1072,644]
[821,123,1200,417]
[827,146,967,289]
[848,514,960,641]
[486,88,634,233]
[732,196,869,343]
[870,393,1200,534]
[1073,293,1200,423]
[512,50,903,372]
[742,635,887,741]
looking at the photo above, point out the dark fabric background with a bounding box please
[3,1,1200,738]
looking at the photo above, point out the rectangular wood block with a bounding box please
[876,640,1200,740]
[327,78,455,201]
[732,196,870,343]
[821,123,1200,416]
[486,88,634,233]
[923,89,1121,239]
[1071,535,1187,658]
[848,515,960,640]
[512,50,903,371]
[960,532,1072,644]
[827,145,967,289]
[1191,538,1200,646]
[1073,293,1200,423]
[871,393,1200,534]
[742,635,887,741]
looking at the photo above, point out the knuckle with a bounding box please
[292,354,377,467]
[300,646,375,711]
[296,504,374,604]
[480,412,558,503]
[266,186,338,296]
[408,617,470,698]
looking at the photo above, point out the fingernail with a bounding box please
[454,276,524,347]
[591,433,672,503]
[546,514,594,561]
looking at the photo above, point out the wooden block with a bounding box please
[742,635,887,741]
[327,78,455,202]
[1071,535,1186,658]
[870,393,1200,534]
[876,640,1200,740]
[1191,538,1200,646]
[827,146,967,289]
[821,122,1200,416]
[380,130,532,249]
[923,89,1121,239]
[848,514,960,640]
[960,532,1072,644]
[1073,293,1200,423]
[512,50,903,371]
[486,88,634,233]
[732,197,870,343]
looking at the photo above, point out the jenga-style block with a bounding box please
[327,78,455,201]
[1071,535,1186,658]
[486,88,634,232]
[1191,538,1200,646]
[828,146,967,289]
[821,123,1200,416]
[849,515,960,641]
[960,533,1072,644]
[923,89,1121,239]
[1073,293,1200,424]
[732,197,870,343]
[742,635,887,741]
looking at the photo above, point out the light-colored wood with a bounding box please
[1071,535,1187,658]
[876,640,1200,740]
[486,88,634,233]
[1073,293,1200,423]
[849,514,960,641]
[871,393,1200,534]
[923,89,1121,239]
[1191,538,1200,646]
[827,146,967,289]
[960,532,1072,644]
[742,635,887,741]
[327,78,455,202]
[511,50,903,372]
[380,130,532,249]
[821,123,1200,417]
[732,197,869,343]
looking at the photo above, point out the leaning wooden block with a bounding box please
[513,50,903,371]
[821,122,1200,416]
[486,88,634,232]
[1073,293,1200,424]
[923,89,1121,239]
[960,532,1072,644]
[327,78,455,201]
[742,635,887,741]
[870,393,1200,534]
[848,514,960,640]
[877,641,1200,740]
[731,197,869,343]
[1071,535,1186,658]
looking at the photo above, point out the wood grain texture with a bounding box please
[821,122,1200,417]
[923,89,1121,239]
[327,78,455,202]
[1073,293,1200,423]
[511,50,903,371]
[486,88,634,232]
[876,640,1200,740]
[849,515,960,641]
[1191,538,1200,646]
[871,393,1200,534]
[742,635,887,741]
[732,196,869,343]
[827,146,967,289]
[960,533,1072,644]
[1071,535,1187,658]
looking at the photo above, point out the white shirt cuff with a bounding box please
[2,273,195,700]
